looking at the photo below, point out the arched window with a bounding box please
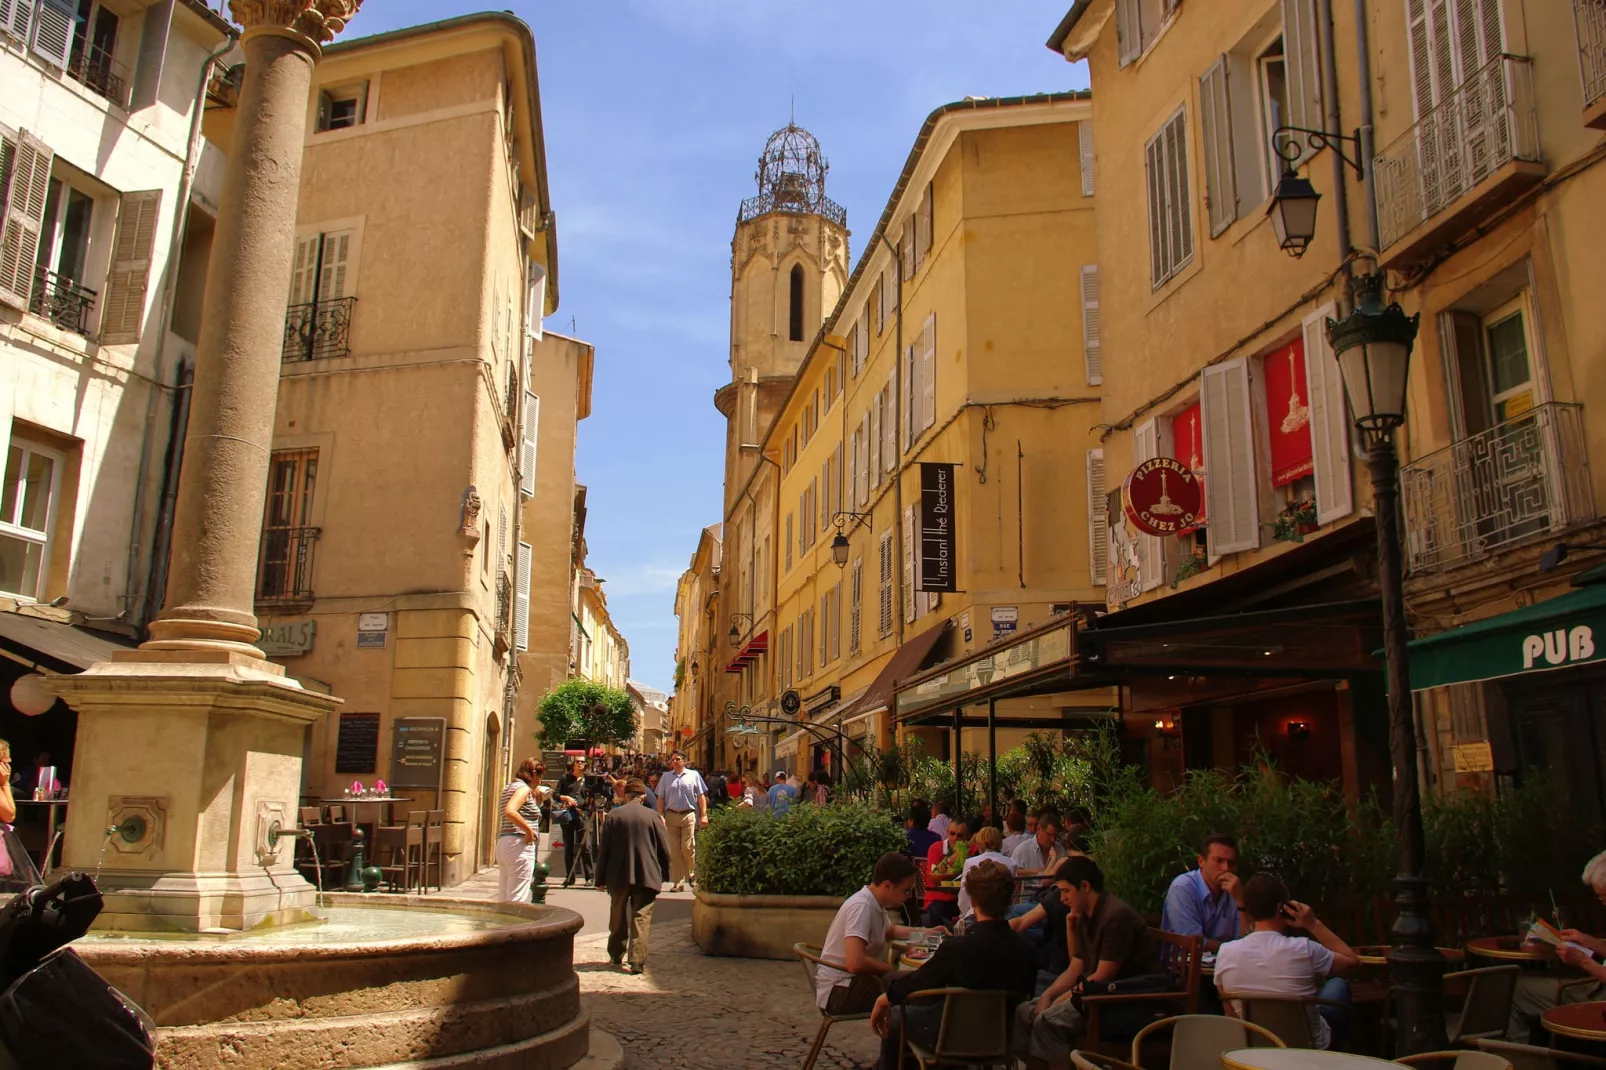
[789,263,805,342]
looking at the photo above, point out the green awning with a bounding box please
[1407,583,1606,690]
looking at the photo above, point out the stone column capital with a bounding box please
[229,0,362,43]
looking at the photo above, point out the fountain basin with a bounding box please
[74,894,588,1070]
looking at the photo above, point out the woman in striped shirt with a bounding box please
[497,758,551,902]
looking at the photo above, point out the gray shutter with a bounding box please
[526,264,545,340]
[102,189,162,343]
[901,220,914,281]
[1117,0,1142,65]
[1086,449,1107,585]
[30,0,74,69]
[288,235,317,305]
[521,391,539,497]
[1280,0,1324,138]
[868,394,882,488]
[903,343,916,449]
[1199,55,1238,236]
[920,313,936,434]
[1166,110,1194,271]
[881,371,896,474]
[878,532,893,636]
[515,541,532,651]
[849,558,862,654]
[0,130,51,311]
[319,229,351,298]
[902,505,916,622]
[1079,121,1095,197]
[1200,357,1261,555]
[129,0,173,112]
[1302,303,1354,525]
[1145,133,1166,288]
[2,0,31,42]
[1080,265,1102,386]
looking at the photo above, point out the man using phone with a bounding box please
[1213,872,1358,1050]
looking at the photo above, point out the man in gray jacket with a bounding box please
[596,777,672,974]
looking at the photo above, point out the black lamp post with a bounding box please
[728,613,753,649]
[829,511,871,570]
[1325,272,1442,1055]
[1269,169,1322,257]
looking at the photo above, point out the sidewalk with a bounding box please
[430,864,878,1069]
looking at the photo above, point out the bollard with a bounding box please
[530,861,551,904]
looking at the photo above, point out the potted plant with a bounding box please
[1172,548,1209,587]
[1271,498,1319,543]
[692,802,905,959]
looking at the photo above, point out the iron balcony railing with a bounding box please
[257,526,319,604]
[496,572,513,637]
[28,268,95,335]
[66,45,128,106]
[1373,54,1540,251]
[283,296,355,361]
[1578,0,1606,115]
[1401,402,1594,573]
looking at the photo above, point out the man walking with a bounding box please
[595,777,671,975]
[655,750,707,891]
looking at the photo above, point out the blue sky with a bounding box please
[361,2,1089,693]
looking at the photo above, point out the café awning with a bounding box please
[0,611,133,673]
[1406,582,1606,691]
[724,629,769,673]
[1084,599,1383,677]
[840,621,949,719]
[894,615,1078,724]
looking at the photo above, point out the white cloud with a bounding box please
[595,561,685,598]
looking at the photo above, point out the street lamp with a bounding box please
[829,511,871,569]
[1268,169,1322,257]
[728,612,753,648]
[830,531,850,568]
[1325,272,1440,1055]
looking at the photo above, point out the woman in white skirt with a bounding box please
[497,758,550,902]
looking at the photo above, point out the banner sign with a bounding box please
[918,462,956,592]
[1122,457,1203,536]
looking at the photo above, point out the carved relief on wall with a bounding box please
[229,0,362,42]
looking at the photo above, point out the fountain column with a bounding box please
[48,0,361,932]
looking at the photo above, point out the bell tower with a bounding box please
[715,123,849,517]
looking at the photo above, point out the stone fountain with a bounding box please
[40,3,591,1066]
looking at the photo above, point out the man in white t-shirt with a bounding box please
[957,827,1019,916]
[1213,872,1359,1050]
[815,852,944,1013]
[926,800,951,839]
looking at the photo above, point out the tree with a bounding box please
[536,679,637,748]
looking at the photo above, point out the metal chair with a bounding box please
[1128,1013,1285,1070]
[898,987,1010,1069]
[793,942,870,1070]
[1081,931,1204,1055]
[1394,1051,1513,1070]
[1444,965,1520,1045]
[1475,1039,1606,1070]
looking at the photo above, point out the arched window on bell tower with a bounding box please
[788,263,805,342]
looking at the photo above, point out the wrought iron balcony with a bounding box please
[256,526,320,605]
[28,269,95,335]
[66,45,128,107]
[1372,55,1543,266]
[283,296,355,361]
[1401,402,1594,574]
[1577,0,1606,128]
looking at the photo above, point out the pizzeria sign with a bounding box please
[1122,457,1203,536]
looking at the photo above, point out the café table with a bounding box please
[1545,1001,1606,1046]
[1219,1048,1401,1070]
[14,798,67,869]
[1466,935,1555,963]
[322,796,415,826]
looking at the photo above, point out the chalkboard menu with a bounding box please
[334,712,380,774]
[389,716,446,789]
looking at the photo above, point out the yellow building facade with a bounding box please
[671,524,721,761]
[210,13,562,884]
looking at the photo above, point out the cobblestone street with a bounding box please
[438,869,879,1069]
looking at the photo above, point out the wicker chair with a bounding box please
[1475,1039,1606,1070]
[794,942,871,1070]
[1128,1014,1285,1070]
[898,987,1011,1069]
[1444,966,1520,1045]
[1394,1051,1514,1070]
[1219,991,1349,1049]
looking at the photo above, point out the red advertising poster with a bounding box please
[1171,402,1206,532]
[1264,339,1314,486]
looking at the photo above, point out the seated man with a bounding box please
[957,827,1018,917]
[1014,857,1163,1069]
[904,799,941,861]
[1160,833,1245,951]
[871,861,1037,1070]
[815,852,945,1015]
[1000,811,1031,855]
[1509,850,1606,1042]
[1213,872,1357,1050]
[922,820,969,929]
[1010,858,1081,996]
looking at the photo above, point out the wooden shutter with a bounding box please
[102,189,162,343]
[1133,420,1164,591]
[1087,449,1108,586]
[497,503,508,574]
[1080,266,1102,386]
[316,230,351,297]
[916,183,933,264]
[0,130,51,311]
[1079,121,1095,197]
[31,0,74,69]
[2,0,31,43]
[785,513,793,572]
[129,0,173,111]
[1117,0,1142,64]
[515,541,532,651]
[847,427,858,512]
[1166,110,1194,273]
[526,265,546,340]
[857,314,869,374]
[1200,357,1261,555]
[900,220,914,281]
[881,371,896,475]
[1145,134,1166,288]
[288,236,318,305]
[521,391,539,497]
[1302,303,1354,525]
[920,313,936,435]
[902,505,917,623]
[1281,0,1323,138]
[849,557,862,654]
[867,400,881,489]
[1199,55,1238,236]
[902,346,914,449]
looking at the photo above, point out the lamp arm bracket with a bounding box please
[832,511,871,533]
[1273,126,1365,180]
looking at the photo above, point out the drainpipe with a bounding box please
[145,354,193,617]
[127,30,239,627]
[1353,0,1383,253]
[1317,0,1353,274]
[878,234,906,650]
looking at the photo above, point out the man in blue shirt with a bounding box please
[1159,833,1245,950]
[655,751,708,892]
[766,770,797,815]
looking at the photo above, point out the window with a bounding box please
[1116,0,1179,66]
[0,440,61,600]
[914,183,933,270]
[27,170,99,335]
[317,82,369,132]
[904,313,937,449]
[285,228,354,359]
[289,230,352,306]
[67,0,121,103]
[257,448,319,602]
[21,0,75,70]
[788,263,805,342]
[1145,107,1194,289]
[877,531,894,638]
[784,512,793,573]
[1080,266,1101,386]
[849,557,863,655]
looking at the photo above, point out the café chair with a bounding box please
[424,810,446,892]
[1218,991,1348,1049]
[1475,1039,1606,1070]
[1080,931,1204,1056]
[371,823,415,892]
[898,987,1010,1069]
[298,807,321,827]
[1128,1014,1285,1070]
[1443,965,1520,1045]
[1072,1052,1142,1070]
[1393,1051,1513,1070]
[301,822,352,890]
[327,804,347,823]
[793,943,870,1070]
